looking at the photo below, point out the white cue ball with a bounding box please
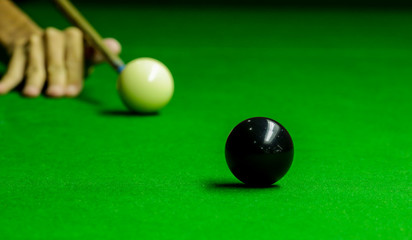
[117,58,174,113]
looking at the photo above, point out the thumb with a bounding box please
[87,38,121,64]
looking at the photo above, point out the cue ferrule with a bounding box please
[116,64,126,73]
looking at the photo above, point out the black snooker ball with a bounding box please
[225,117,294,186]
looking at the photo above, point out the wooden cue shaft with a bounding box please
[54,0,125,72]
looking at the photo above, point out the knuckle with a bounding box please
[65,27,82,38]
[26,64,39,75]
[45,27,62,38]
[11,37,28,51]
[15,37,27,46]
[27,65,46,79]
[45,27,58,33]
[29,34,41,43]
[67,53,83,64]
[66,66,83,82]
[45,27,53,34]
[47,64,66,76]
[66,61,82,70]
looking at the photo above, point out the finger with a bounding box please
[45,27,66,97]
[23,34,46,97]
[90,38,121,64]
[64,27,84,97]
[0,39,27,94]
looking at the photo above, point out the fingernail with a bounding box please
[23,86,40,97]
[104,38,121,54]
[47,85,64,97]
[66,85,80,97]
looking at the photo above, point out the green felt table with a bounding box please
[0,2,411,239]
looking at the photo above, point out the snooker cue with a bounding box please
[54,0,125,72]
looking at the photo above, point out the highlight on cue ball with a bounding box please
[117,58,174,113]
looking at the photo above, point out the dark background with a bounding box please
[16,0,412,8]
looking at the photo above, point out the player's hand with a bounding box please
[0,27,121,98]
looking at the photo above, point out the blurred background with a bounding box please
[13,0,412,7]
